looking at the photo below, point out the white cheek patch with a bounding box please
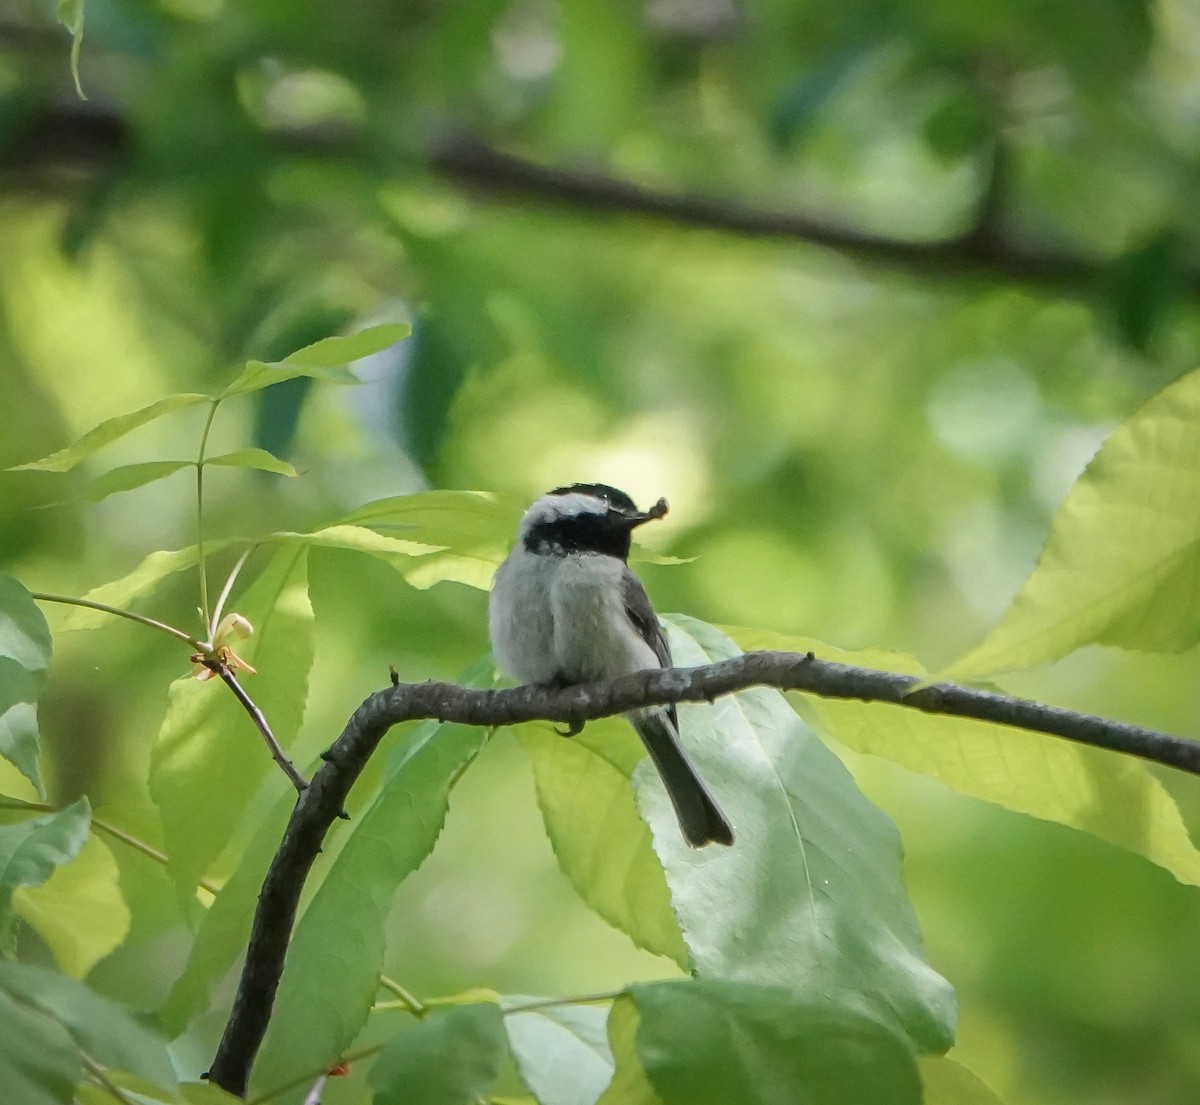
[521,492,607,531]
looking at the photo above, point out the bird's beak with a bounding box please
[620,497,669,528]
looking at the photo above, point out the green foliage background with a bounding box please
[3,0,1200,1102]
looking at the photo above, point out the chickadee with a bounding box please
[489,483,734,847]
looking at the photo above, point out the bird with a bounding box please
[489,483,734,847]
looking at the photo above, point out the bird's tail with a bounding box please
[632,711,734,847]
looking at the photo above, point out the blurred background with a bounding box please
[3,0,1200,1102]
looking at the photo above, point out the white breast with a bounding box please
[489,547,659,686]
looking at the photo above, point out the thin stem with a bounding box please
[500,990,622,1015]
[210,662,309,792]
[0,800,221,898]
[210,544,256,639]
[378,974,428,1017]
[30,593,205,650]
[246,1044,384,1105]
[195,398,221,632]
[80,1054,136,1105]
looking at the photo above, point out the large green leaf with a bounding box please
[596,997,660,1105]
[56,541,240,632]
[0,960,177,1088]
[251,722,489,1097]
[15,834,130,978]
[368,1003,507,1105]
[517,718,687,966]
[728,628,1200,888]
[219,323,411,398]
[502,998,614,1105]
[628,980,921,1105]
[0,575,52,792]
[0,799,91,942]
[644,619,956,1055]
[158,791,295,1035]
[150,546,313,897]
[945,366,1200,680]
[338,490,520,590]
[0,988,78,1105]
[8,394,208,473]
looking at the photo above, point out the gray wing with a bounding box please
[620,568,676,731]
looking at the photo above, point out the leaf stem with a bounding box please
[80,1053,137,1105]
[377,974,428,1017]
[196,399,221,632]
[30,592,205,650]
[210,544,256,639]
[246,1043,384,1105]
[500,990,622,1015]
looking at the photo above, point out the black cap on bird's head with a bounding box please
[521,483,669,559]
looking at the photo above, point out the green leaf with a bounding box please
[55,0,86,99]
[368,1003,507,1105]
[920,1056,1008,1105]
[944,366,1200,680]
[0,575,52,792]
[0,959,177,1088]
[338,490,520,590]
[733,629,1200,888]
[628,980,922,1105]
[150,546,313,897]
[0,988,79,1105]
[85,461,194,503]
[517,720,688,965]
[0,799,91,939]
[9,394,208,473]
[204,449,297,477]
[647,619,956,1055]
[596,996,660,1105]
[55,542,240,631]
[295,524,442,558]
[219,323,411,398]
[15,834,129,978]
[159,792,295,1035]
[251,722,489,1096]
[503,998,614,1105]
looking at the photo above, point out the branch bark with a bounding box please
[207,650,1200,1096]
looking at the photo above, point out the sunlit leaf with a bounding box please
[628,980,922,1105]
[219,323,410,398]
[9,394,207,473]
[596,996,660,1105]
[0,575,52,792]
[86,461,194,503]
[204,449,297,477]
[150,546,313,897]
[159,792,294,1035]
[0,799,91,941]
[503,998,614,1105]
[55,0,86,98]
[0,960,177,1088]
[368,1003,506,1105]
[920,1056,1009,1105]
[338,490,520,590]
[945,366,1200,680]
[643,619,956,1055]
[252,722,488,1096]
[296,524,442,558]
[517,717,687,966]
[56,541,241,632]
[727,628,1200,888]
[15,834,130,978]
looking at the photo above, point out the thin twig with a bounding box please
[30,592,205,650]
[207,652,1200,1096]
[378,974,428,1017]
[195,399,221,632]
[208,662,309,792]
[501,990,622,1015]
[80,1053,136,1105]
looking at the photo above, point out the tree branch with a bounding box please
[206,649,1200,1097]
